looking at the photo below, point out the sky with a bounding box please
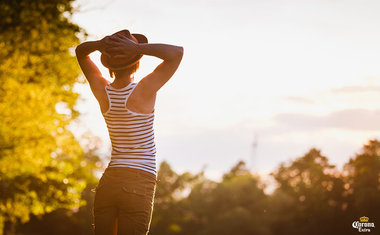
[69,0,380,183]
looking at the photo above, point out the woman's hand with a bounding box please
[99,36,113,57]
[105,33,140,60]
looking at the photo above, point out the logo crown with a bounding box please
[360,216,369,222]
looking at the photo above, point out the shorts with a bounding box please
[93,167,158,235]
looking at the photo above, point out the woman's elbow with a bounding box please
[175,46,184,61]
[75,43,89,59]
[75,45,83,58]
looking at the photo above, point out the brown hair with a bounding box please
[109,62,140,79]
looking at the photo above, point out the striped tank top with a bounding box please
[102,82,156,177]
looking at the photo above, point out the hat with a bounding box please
[101,30,148,71]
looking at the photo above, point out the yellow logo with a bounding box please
[360,216,369,222]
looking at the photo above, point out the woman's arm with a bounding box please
[138,43,184,62]
[75,39,110,98]
[138,43,184,93]
[76,40,103,59]
[107,35,184,94]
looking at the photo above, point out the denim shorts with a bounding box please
[93,167,158,235]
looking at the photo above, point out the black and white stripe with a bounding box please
[102,82,157,176]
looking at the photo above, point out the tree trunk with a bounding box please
[3,220,16,235]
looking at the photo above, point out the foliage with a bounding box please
[148,141,379,235]
[343,139,380,219]
[150,161,204,235]
[184,161,270,235]
[151,160,270,235]
[11,139,380,235]
[0,0,97,234]
[269,148,346,235]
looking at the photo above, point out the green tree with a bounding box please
[343,139,380,221]
[269,148,346,235]
[181,160,270,235]
[150,161,203,235]
[0,0,93,234]
[15,134,104,235]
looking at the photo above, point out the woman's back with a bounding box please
[102,82,156,176]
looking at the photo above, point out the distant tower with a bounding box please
[250,133,258,172]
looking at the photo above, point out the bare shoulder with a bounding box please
[134,78,157,97]
[127,80,156,114]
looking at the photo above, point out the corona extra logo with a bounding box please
[352,216,375,233]
[360,216,369,222]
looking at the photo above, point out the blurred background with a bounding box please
[0,0,379,234]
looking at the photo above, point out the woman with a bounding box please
[75,30,183,235]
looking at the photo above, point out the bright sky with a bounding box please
[70,0,380,182]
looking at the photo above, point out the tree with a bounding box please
[269,148,346,235]
[150,161,203,235]
[180,160,270,235]
[343,139,380,221]
[0,0,93,234]
[15,134,104,235]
